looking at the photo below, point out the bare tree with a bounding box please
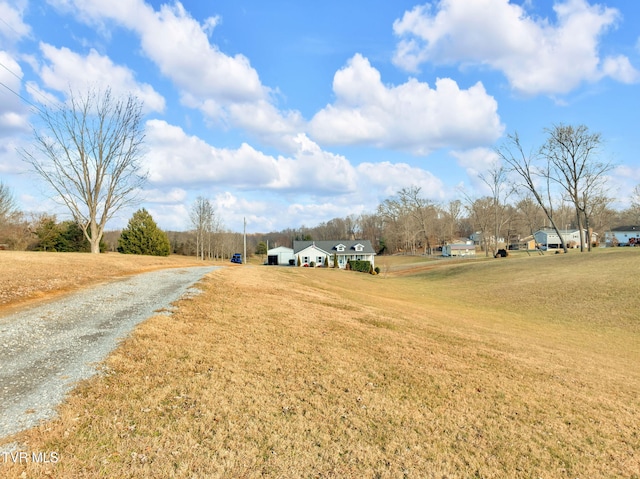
[21,88,147,253]
[478,162,512,255]
[443,200,463,244]
[495,132,568,253]
[377,194,413,254]
[542,124,612,252]
[190,196,223,260]
[358,213,383,252]
[515,195,545,244]
[0,181,17,227]
[463,196,494,257]
[397,186,438,255]
[190,196,211,260]
[632,185,640,210]
[629,185,640,225]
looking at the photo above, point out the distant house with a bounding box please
[266,246,296,265]
[470,231,505,247]
[534,228,597,249]
[605,226,640,246]
[293,240,376,268]
[442,242,476,257]
[508,235,537,251]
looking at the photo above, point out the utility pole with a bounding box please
[243,217,247,264]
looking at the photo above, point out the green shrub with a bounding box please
[374,266,380,274]
[118,208,171,256]
[33,217,106,252]
[349,260,371,273]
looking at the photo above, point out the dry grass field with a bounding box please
[0,251,207,312]
[1,249,639,478]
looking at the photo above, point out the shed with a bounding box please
[442,243,476,257]
[267,246,295,266]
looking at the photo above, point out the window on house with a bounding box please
[336,244,345,252]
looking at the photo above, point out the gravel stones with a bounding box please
[0,266,217,439]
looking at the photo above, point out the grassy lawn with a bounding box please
[0,251,209,311]
[1,249,639,478]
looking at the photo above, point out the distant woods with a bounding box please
[2,122,639,256]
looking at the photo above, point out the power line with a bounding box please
[0,16,26,40]
[0,59,64,115]
[0,60,23,82]
[0,77,46,115]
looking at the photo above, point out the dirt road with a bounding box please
[0,266,217,439]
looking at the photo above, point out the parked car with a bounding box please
[230,253,242,264]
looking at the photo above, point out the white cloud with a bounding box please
[142,187,188,204]
[309,54,503,154]
[36,44,165,113]
[0,137,28,174]
[48,0,303,141]
[356,161,445,198]
[136,3,264,104]
[143,120,357,194]
[140,120,460,231]
[0,51,30,137]
[0,1,30,44]
[393,0,639,95]
[601,55,640,83]
[451,148,500,177]
[143,120,279,187]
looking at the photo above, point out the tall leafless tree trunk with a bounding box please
[479,162,512,256]
[398,186,436,255]
[495,132,568,253]
[0,181,17,227]
[21,88,147,253]
[541,124,611,252]
[190,196,219,260]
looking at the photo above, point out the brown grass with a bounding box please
[0,251,209,313]
[1,249,639,478]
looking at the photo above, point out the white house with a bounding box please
[470,231,505,247]
[605,226,640,246]
[442,242,476,257]
[293,240,376,269]
[534,228,596,249]
[266,246,296,265]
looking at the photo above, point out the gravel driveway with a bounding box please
[0,266,217,439]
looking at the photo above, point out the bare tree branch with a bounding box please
[21,87,147,253]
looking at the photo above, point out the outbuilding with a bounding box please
[442,243,476,257]
[266,246,296,265]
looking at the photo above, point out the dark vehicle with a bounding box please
[230,253,243,264]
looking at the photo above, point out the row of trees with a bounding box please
[496,125,612,253]
[3,86,639,258]
[258,187,640,258]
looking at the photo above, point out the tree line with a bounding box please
[2,87,640,258]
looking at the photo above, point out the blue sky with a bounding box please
[1,0,640,233]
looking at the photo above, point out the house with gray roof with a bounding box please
[293,240,376,269]
[605,225,640,246]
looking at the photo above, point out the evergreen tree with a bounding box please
[118,208,171,256]
[33,217,105,252]
[34,216,61,251]
[57,221,94,252]
[255,241,268,258]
